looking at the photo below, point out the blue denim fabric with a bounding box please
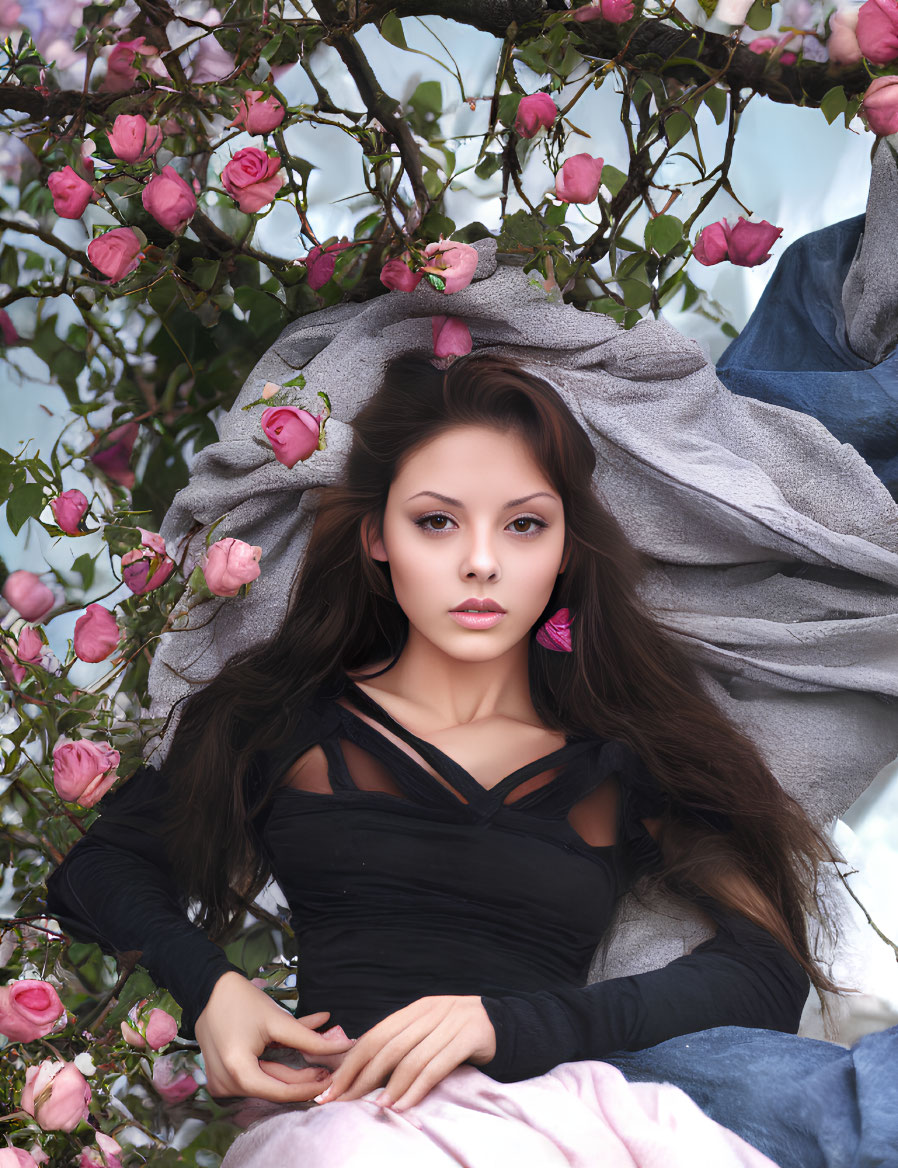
[715,215,898,501]
[606,1025,898,1168]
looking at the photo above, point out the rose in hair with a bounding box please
[0,980,65,1042]
[202,537,263,597]
[52,739,120,807]
[20,1060,91,1132]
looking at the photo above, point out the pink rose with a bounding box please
[101,35,157,92]
[0,645,25,685]
[0,1149,40,1168]
[0,308,18,346]
[420,239,479,294]
[230,90,286,134]
[202,537,263,597]
[78,1133,122,1168]
[862,74,898,134]
[87,228,142,283]
[89,421,139,488]
[16,627,43,665]
[260,406,321,467]
[121,1002,177,1051]
[379,257,423,292]
[535,607,573,652]
[828,6,863,64]
[20,1060,91,1132]
[574,0,634,21]
[152,1054,199,1103]
[432,316,473,358]
[120,527,176,594]
[50,488,89,535]
[0,980,65,1042]
[73,605,121,663]
[514,93,558,138]
[2,570,55,622]
[302,239,352,290]
[693,217,782,266]
[107,114,163,164]
[857,0,898,62]
[221,147,284,213]
[52,739,120,807]
[554,153,604,203]
[141,166,197,234]
[47,166,93,219]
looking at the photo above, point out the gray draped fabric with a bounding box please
[145,237,898,981]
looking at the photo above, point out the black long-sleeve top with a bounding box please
[45,675,810,1083]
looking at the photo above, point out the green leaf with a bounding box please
[543,202,568,227]
[475,153,503,180]
[721,321,740,339]
[745,0,773,29]
[452,221,493,244]
[420,210,455,240]
[696,0,717,15]
[192,259,221,291]
[503,209,542,248]
[618,278,654,309]
[664,111,693,146]
[820,86,847,126]
[282,373,306,389]
[645,214,684,256]
[6,483,45,535]
[703,86,728,126]
[427,273,446,291]
[379,10,408,49]
[71,552,96,591]
[601,164,627,197]
[497,93,522,128]
[409,80,442,120]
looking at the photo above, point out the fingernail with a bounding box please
[321,1025,347,1041]
[374,1092,391,1108]
[313,1087,332,1104]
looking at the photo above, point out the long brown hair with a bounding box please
[159,351,837,992]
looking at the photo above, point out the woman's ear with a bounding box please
[362,515,388,562]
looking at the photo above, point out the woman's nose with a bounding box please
[461,529,501,581]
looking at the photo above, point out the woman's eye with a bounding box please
[415,513,455,533]
[414,514,547,536]
[508,516,547,535]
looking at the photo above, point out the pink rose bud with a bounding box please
[20,1060,91,1132]
[432,315,473,358]
[514,92,558,137]
[379,257,423,292]
[554,153,604,203]
[221,147,285,213]
[0,1149,40,1168]
[0,980,65,1042]
[692,220,731,265]
[47,166,94,219]
[78,1133,122,1168]
[828,6,863,65]
[73,605,121,663]
[50,488,89,535]
[0,308,18,346]
[152,1054,199,1104]
[0,644,26,685]
[303,239,353,290]
[574,0,634,21]
[2,570,55,622]
[89,420,139,488]
[260,406,322,467]
[101,35,155,92]
[725,217,783,266]
[16,627,43,665]
[141,166,197,234]
[230,90,286,134]
[202,537,263,597]
[122,1003,177,1050]
[52,739,120,808]
[120,528,176,595]
[857,0,898,63]
[862,74,898,134]
[420,239,479,294]
[87,227,142,283]
[107,114,163,164]
[747,35,797,63]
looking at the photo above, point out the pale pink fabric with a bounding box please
[221,1059,779,1168]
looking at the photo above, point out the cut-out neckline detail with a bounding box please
[338,675,596,804]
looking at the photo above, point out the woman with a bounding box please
[45,352,872,1167]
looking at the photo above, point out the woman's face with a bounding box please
[366,424,568,666]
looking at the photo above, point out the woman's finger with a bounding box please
[209,1056,331,1104]
[380,1032,471,1112]
[258,1059,332,1088]
[324,1011,447,1103]
[267,1011,357,1060]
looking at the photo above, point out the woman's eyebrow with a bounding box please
[405,490,559,507]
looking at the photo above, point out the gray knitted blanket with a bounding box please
[146,237,898,982]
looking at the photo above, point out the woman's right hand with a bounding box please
[194,971,357,1102]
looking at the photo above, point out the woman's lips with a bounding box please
[449,611,506,629]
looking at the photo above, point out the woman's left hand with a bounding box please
[312,995,497,1111]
